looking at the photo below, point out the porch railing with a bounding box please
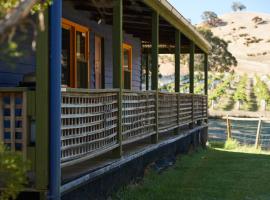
[122,91,156,145]
[0,89,28,159]
[61,89,119,166]
[61,89,208,167]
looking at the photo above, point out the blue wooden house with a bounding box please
[0,0,211,199]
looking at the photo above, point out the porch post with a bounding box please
[204,53,208,95]
[175,30,181,92]
[36,9,49,198]
[113,0,123,156]
[175,29,181,134]
[49,0,62,199]
[189,42,195,94]
[189,42,195,128]
[146,54,149,90]
[151,11,159,143]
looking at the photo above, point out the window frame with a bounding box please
[62,18,90,88]
[122,43,133,90]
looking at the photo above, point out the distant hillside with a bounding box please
[211,12,270,76]
[159,12,270,78]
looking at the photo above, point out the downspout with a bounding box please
[49,0,62,199]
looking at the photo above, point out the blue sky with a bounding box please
[168,0,270,24]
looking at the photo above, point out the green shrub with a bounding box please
[224,139,239,150]
[0,142,29,200]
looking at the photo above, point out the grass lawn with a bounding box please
[114,143,270,200]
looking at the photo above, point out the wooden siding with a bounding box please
[63,1,142,90]
[0,16,36,87]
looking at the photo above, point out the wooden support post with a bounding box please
[151,11,159,143]
[146,53,149,91]
[175,30,181,93]
[10,94,15,151]
[189,42,195,128]
[226,115,232,140]
[255,118,262,149]
[113,0,123,156]
[151,11,159,91]
[204,53,208,96]
[36,10,49,190]
[175,29,181,134]
[0,94,3,142]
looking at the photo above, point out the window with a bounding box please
[123,43,132,89]
[61,18,90,88]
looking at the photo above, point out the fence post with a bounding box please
[226,115,232,139]
[0,94,3,142]
[189,94,194,129]
[151,90,159,143]
[255,118,262,149]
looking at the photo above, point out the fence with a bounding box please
[0,90,28,159]
[225,116,270,149]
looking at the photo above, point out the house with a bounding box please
[0,0,211,199]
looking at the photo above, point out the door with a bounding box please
[95,35,102,89]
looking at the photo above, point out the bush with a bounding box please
[224,139,240,150]
[0,142,29,200]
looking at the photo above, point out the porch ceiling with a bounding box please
[66,0,206,54]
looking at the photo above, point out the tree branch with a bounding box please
[0,0,38,36]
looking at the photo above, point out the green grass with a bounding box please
[114,144,270,200]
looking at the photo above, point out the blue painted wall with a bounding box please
[0,3,142,90]
[0,18,36,87]
[63,1,142,90]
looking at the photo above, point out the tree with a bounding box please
[0,0,51,64]
[196,28,238,73]
[232,2,247,12]
[201,11,220,27]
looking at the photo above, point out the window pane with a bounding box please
[76,32,86,61]
[76,31,88,88]
[123,49,129,71]
[61,28,70,86]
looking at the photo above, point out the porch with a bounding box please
[0,0,211,199]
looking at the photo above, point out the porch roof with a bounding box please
[144,0,211,54]
[67,0,211,54]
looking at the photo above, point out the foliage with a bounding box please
[0,142,30,200]
[0,0,51,65]
[201,11,220,27]
[196,28,238,72]
[233,74,248,102]
[254,75,270,102]
[231,1,247,12]
[0,0,51,19]
[224,139,239,150]
[209,74,233,101]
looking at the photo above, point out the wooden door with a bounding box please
[95,35,102,89]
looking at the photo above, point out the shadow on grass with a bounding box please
[114,146,270,200]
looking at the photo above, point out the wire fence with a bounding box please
[209,117,270,149]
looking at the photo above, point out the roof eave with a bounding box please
[143,0,211,53]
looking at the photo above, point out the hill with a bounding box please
[159,12,270,79]
[211,12,270,76]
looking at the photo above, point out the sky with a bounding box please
[168,0,270,24]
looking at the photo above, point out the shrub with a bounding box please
[224,139,240,150]
[0,142,29,200]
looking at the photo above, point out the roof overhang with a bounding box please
[143,0,211,54]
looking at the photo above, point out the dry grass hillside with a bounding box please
[159,12,270,77]
[211,12,270,76]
